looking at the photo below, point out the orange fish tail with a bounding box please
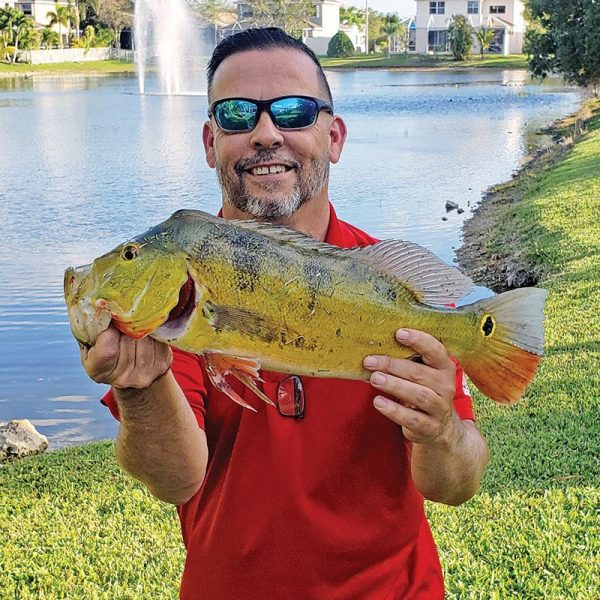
[458,288,548,404]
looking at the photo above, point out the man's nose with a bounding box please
[249,111,284,149]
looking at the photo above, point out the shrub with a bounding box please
[327,31,354,58]
[92,27,114,48]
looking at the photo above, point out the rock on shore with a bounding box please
[0,419,48,463]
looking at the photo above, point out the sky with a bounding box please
[342,0,415,18]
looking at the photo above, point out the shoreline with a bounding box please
[457,97,600,291]
[0,54,528,79]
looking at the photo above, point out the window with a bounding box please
[428,30,448,52]
[467,1,479,14]
[490,5,506,14]
[18,3,33,15]
[429,2,445,15]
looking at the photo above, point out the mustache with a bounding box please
[234,150,300,174]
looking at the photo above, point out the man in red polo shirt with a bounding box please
[81,28,488,599]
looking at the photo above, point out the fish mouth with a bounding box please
[154,274,197,341]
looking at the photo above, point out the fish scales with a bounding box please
[167,215,470,379]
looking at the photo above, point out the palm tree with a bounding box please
[380,14,403,57]
[340,6,365,29]
[46,3,72,48]
[0,7,33,63]
[475,27,495,60]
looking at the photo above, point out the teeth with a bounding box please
[251,164,287,176]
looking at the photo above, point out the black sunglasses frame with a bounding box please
[207,95,333,133]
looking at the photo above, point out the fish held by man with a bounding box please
[64,209,548,409]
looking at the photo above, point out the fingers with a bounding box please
[363,330,456,405]
[79,324,172,389]
[372,396,446,443]
[363,328,458,444]
[394,328,450,370]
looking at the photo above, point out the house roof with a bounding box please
[488,15,514,28]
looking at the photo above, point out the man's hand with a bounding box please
[363,328,488,505]
[363,328,459,446]
[79,324,172,390]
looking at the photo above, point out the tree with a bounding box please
[46,3,72,48]
[0,29,9,62]
[41,27,61,48]
[339,5,364,29]
[244,0,315,38]
[327,30,354,57]
[190,0,236,45]
[366,9,384,53]
[447,14,473,61]
[0,7,35,62]
[96,0,133,48]
[379,13,405,57]
[525,0,600,95]
[474,27,495,60]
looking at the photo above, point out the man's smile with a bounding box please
[247,163,293,176]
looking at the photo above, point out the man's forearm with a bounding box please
[114,370,208,505]
[411,417,488,506]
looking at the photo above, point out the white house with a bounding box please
[413,0,526,55]
[230,1,348,56]
[301,0,344,56]
[6,1,71,29]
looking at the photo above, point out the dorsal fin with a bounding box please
[202,215,473,306]
[358,240,473,306]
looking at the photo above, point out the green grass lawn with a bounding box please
[320,53,528,70]
[0,100,598,597]
[429,104,600,598]
[0,60,135,76]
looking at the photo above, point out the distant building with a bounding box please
[227,1,347,56]
[301,0,345,56]
[413,0,526,55]
[6,1,70,28]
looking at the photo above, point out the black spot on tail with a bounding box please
[482,315,495,337]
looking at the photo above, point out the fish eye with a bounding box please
[121,244,139,261]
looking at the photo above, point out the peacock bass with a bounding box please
[64,209,547,409]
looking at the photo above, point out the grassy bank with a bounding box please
[0,60,135,77]
[320,53,527,70]
[0,54,526,79]
[1,102,598,597]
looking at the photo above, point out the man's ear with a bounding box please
[328,115,347,164]
[203,121,216,168]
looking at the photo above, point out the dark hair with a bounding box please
[207,27,333,106]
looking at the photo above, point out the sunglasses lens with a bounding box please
[214,99,257,131]
[271,97,318,129]
[277,376,305,418]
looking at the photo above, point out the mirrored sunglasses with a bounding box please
[208,96,333,133]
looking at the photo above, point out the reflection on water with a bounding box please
[0,70,581,448]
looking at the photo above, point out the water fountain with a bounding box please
[134,0,208,95]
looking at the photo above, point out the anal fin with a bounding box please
[203,351,274,410]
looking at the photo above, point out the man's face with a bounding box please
[203,48,346,221]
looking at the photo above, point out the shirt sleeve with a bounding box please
[100,347,208,430]
[450,357,475,421]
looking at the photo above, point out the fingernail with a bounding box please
[374,396,391,410]
[396,329,410,342]
[363,356,377,368]
[371,372,386,386]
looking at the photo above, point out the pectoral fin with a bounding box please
[203,351,275,411]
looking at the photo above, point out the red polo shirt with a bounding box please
[103,204,474,599]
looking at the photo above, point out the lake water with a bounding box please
[0,69,581,448]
